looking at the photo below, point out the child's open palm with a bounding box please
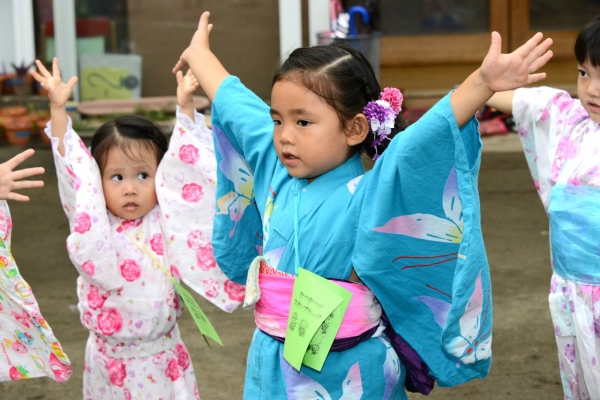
[481,32,553,93]
[0,149,45,202]
[30,58,78,109]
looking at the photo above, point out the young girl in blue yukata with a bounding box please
[173,12,553,399]
[487,15,600,399]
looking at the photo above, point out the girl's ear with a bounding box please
[346,113,369,146]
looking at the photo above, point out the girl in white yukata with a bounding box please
[488,14,600,400]
[32,58,245,399]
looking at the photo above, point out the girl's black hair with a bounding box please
[575,14,600,66]
[272,41,407,159]
[91,114,168,173]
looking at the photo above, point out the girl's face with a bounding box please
[578,61,600,123]
[270,79,354,183]
[101,145,158,220]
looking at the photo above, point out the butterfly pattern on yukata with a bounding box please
[374,166,492,366]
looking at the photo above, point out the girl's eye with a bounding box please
[138,173,149,180]
[272,119,281,126]
[579,69,588,77]
[297,120,310,127]
[111,174,123,182]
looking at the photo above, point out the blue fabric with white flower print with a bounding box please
[210,76,493,398]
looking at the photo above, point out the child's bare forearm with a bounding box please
[50,105,68,157]
[187,49,229,102]
[179,97,196,120]
[451,68,494,128]
[487,91,515,115]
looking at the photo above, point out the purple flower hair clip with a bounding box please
[363,87,403,160]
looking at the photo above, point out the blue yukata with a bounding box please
[211,76,492,399]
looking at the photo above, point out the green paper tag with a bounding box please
[302,282,352,371]
[283,268,351,371]
[174,281,223,346]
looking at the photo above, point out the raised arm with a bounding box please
[451,32,552,127]
[486,90,515,115]
[30,58,78,156]
[173,11,228,101]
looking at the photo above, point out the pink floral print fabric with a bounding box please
[48,109,241,398]
[0,202,72,382]
[514,87,600,399]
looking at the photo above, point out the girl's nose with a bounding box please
[278,126,294,145]
[124,182,138,195]
[588,79,600,97]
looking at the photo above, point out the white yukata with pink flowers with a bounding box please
[514,87,600,399]
[47,109,244,400]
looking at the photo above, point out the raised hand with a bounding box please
[480,32,553,94]
[176,69,200,110]
[173,11,214,74]
[0,149,45,202]
[30,58,78,109]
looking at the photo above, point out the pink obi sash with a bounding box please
[244,257,435,394]
[244,257,382,339]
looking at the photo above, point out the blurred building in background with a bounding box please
[0,0,597,106]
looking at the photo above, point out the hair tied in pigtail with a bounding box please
[363,87,403,160]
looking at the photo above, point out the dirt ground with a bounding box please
[0,135,563,399]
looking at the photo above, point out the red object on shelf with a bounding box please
[44,17,113,38]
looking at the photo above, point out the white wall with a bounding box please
[277,0,329,62]
[0,0,35,73]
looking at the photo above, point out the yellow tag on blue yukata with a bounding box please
[174,281,223,347]
[283,268,352,371]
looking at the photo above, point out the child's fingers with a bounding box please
[34,60,51,78]
[173,58,187,74]
[66,76,79,90]
[12,167,46,181]
[5,192,30,202]
[3,149,36,171]
[528,49,553,73]
[525,39,553,68]
[52,57,62,78]
[186,69,194,78]
[515,32,545,57]
[526,72,548,85]
[198,11,210,30]
[485,31,502,60]
[30,69,45,84]
[208,23,213,34]
[11,179,45,190]
[176,70,184,84]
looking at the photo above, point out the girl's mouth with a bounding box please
[124,203,138,211]
[282,152,299,166]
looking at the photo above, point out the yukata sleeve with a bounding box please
[156,108,244,312]
[512,87,577,209]
[210,76,273,284]
[0,201,73,382]
[47,119,124,291]
[352,92,492,387]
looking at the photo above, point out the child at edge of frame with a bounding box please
[487,13,600,400]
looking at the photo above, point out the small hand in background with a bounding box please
[30,58,78,110]
[0,149,45,202]
[176,69,200,120]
